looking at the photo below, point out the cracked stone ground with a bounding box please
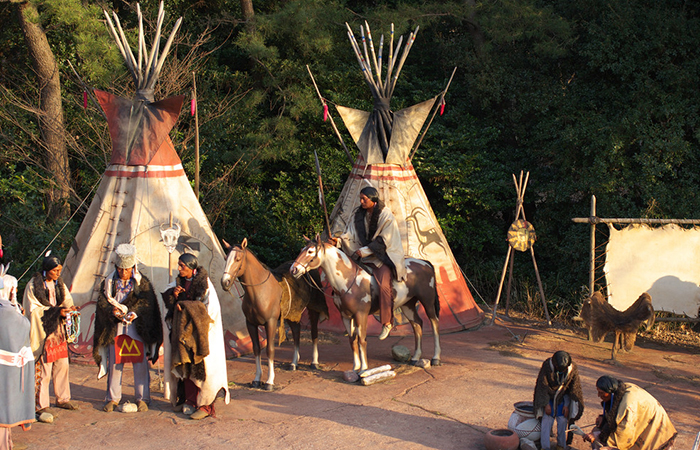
[14,319,700,449]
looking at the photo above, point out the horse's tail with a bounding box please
[428,261,440,319]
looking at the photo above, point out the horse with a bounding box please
[290,234,441,373]
[221,238,328,390]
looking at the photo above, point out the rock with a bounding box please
[414,358,431,368]
[391,345,411,362]
[37,412,53,424]
[343,370,360,383]
[120,402,138,413]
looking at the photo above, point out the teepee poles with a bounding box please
[409,66,457,161]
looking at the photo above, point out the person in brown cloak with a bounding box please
[93,244,162,412]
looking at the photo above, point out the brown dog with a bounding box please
[580,291,655,360]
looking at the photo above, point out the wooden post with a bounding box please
[193,72,200,199]
[490,246,513,325]
[589,195,596,296]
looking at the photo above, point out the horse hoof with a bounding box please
[288,364,297,371]
[263,383,274,391]
[310,363,320,370]
[250,381,262,389]
[431,358,442,367]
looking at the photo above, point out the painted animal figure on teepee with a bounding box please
[308,22,484,339]
[60,2,248,402]
[290,235,440,372]
[221,238,328,390]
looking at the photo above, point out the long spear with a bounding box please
[306,65,354,166]
[314,150,332,238]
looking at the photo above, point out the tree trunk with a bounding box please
[16,1,70,220]
[240,0,254,23]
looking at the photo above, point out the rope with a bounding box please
[65,311,81,343]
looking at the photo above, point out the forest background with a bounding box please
[1,0,699,321]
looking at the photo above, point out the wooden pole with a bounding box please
[490,246,512,325]
[589,195,596,296]
[193,72,200,199]
[504,253,515,316]
[530,246,551,325]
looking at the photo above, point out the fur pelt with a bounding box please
[580,291,655,359]
[92,273,163,366]
[170,300,212,381]
[533,359,585,420]
[163,266,209,321]
[30,274,68,338]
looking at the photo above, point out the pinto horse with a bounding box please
[221,238,328,390]
[290,235,441,373]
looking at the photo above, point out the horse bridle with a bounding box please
[300,240,359,297]
[229,246,272,287]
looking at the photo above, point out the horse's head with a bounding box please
[221,238,247,291]
[290,234,325,279]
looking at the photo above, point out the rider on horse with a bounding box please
[331,186,406,340]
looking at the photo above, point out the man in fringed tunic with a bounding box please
[23,255,78,423]
[93,244,162,412]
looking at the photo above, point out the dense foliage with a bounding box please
[2,0,700,319]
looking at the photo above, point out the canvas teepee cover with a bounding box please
[61,4,250,374]
[322,23,484,335]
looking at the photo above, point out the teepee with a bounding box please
[61,3,249,374]
[321,22,484,335]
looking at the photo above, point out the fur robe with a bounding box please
[93,270,162,376]
[22,273,74,359]
[533,358,584,420]
[162,267,230,407]
[339,202,407,281]
[599,382,676,450]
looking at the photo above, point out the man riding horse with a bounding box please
[332,186,405,340]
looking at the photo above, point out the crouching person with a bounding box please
[93,244,162,412]
[534,351,584,450]
[163,253,230,420]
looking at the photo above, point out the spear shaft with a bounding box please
[314,150,332,238]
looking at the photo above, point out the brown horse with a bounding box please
[290,235,441,373]
[221,238,328,390]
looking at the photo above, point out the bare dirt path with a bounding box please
[14,318,700,449]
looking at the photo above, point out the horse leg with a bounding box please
[308,309,320,370]
[247,321,263,388]
[342,316,361,372]
[429,315,442,366]
[401,304,423,364]
[263,319,276,390]
[286,319,301,371]
[356,313,369,373]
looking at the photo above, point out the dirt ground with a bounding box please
[12,315,700,450]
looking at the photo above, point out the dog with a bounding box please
[580,291,654,360]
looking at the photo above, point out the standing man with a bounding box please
[163,253,230,420]
[93,244,162,412]
[23,253,79,423]
[533,350,584,450]
[0,292,35,450]
[335,186,406,340]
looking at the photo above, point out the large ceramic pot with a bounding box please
[483,428,519,450]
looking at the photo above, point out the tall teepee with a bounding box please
[61,3,249,369]
[322,22,484,335]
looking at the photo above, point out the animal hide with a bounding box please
[170,300,213,382]
[580,292,654,358]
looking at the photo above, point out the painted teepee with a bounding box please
[61,3,249,370]
[322,22,484,335]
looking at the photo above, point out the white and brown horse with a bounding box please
[290,235,441,373]
[221,238,327,390]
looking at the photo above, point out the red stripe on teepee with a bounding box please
[105,164,185,178]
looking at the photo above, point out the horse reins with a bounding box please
[229,247,273,287]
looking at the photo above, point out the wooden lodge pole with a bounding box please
[193,72,200,199]
[589,195,596,296]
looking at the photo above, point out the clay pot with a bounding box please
[483,428,520,450]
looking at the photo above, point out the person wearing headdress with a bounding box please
[533,350,584,450]
[22,253,79,423]
[162,253,230,420]
[333,186,406,340]
[583,375,676,450]
[93,244,162,413]
[0,288,35,450]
